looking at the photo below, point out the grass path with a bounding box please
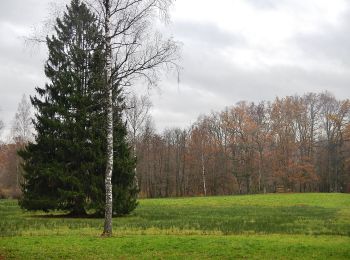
[0,193,349,259]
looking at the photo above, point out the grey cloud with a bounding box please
[0,0,68,26]
[181,48,350,103]
[160,38,350,115]
[0,0,52,138]
[245,0,279,9]
[173,21,246,49]
[0,0,49,25]
[294,8,350,66]
[245,0,291,10]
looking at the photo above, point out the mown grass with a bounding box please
[0,193,349,259]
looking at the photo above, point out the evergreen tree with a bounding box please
[19,0,137,216]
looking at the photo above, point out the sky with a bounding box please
[1,0,350,139]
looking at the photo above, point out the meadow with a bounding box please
[0,193,349,259]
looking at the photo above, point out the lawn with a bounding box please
[0,193,349,259]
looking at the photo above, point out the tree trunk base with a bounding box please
[101,231,112,237]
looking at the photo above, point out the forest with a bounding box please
[1,91,350,199]
[131,92,350,197]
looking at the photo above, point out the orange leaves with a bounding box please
[135,92,349,196]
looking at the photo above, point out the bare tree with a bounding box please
[86,0,179,236]
[12,94,33,144]
[319,92,350,192]
[0,119,3,138]
[125,93,152,190]
[10,94,33,190]
[0,106,4,142]
[126,93,152,144]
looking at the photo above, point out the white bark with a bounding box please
[85,0,179,236]
[103,0,113,236]
[201,150,207,196]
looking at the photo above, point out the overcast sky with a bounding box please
[1,0,350,139]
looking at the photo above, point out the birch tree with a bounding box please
[11,94,33,144]
[86,0,179,236]
[11,95,33,189]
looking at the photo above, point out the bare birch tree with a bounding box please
[86,0,179,236]
[12,94,33,144]
[11,94,33,189]
[125,93,152,190]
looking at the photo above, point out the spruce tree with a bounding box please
[19,0,137,216]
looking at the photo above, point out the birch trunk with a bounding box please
[201,151,207,196]
[103,0,113,236]
[133,130,139,191]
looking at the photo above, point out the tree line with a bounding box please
[1,87,350,201]
[132,92,350,197]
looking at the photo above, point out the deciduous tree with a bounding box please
[12,95,33,144]
[87,0,179,236]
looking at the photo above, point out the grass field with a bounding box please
[0,193,349,259]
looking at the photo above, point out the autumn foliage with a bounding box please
[134,92,350,197]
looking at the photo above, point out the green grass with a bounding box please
[0,193,350,259]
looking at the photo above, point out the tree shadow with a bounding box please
[29,212,103,219]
